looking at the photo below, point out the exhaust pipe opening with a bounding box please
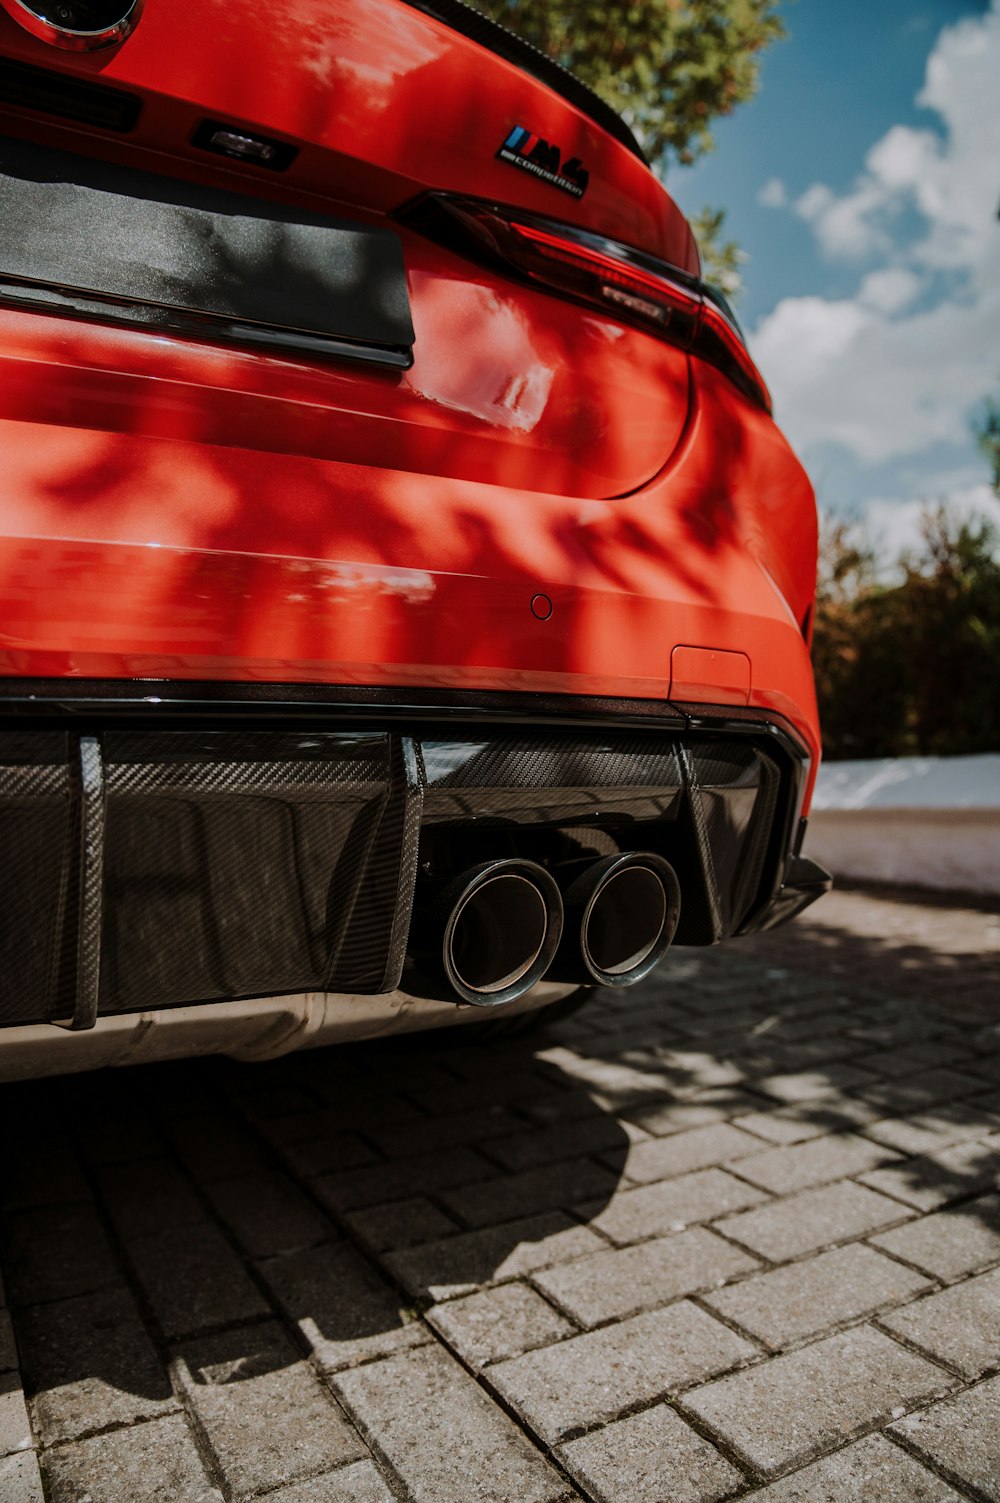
[553,852,681,987]
[585,865,668,977]
[412,858,563,1007]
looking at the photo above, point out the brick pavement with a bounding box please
[1,883,998,1502]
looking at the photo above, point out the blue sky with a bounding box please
[670,0,1000,562]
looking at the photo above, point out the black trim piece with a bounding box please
[742,853,832,935]
[0,679,692,730]
[0,681,813,769]
[57,734,104,1030]
[0,55,141,131]
[398,0,646,163]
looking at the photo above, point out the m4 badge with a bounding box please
[497,127,589,198]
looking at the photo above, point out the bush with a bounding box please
[812,507,1000,759]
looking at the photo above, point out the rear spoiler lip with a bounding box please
[398,0,649,163]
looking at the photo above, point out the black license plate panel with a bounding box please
[0,137,414,367]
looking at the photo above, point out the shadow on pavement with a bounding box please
[0,896,998,1471]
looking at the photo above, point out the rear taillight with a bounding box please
[402,194,770,413]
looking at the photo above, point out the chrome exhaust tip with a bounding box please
[438,859,563,1007]
[555,852,681,987]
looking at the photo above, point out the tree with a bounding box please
[473,1,785,297]
[474,0,784,167]
[974,394,1000,494]
[811,507,1000,759]
[688,206,745,297]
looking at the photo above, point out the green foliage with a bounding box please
[974,395,1000,494]
[473,0,785,167]
[689,205,745,298]
[813,506,1000,759]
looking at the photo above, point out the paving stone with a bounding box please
[616,1123,763,1185]
[968,1052,1000,1084]
[0,1309,16,1373]
[279,1133,379,1180]
[334,1344,570,1503]
[744,1432,962,1501]
[533,1228,759,1328]
[859,1132,1000,1211]
[173,1321,366,1498]
[871,1195,1000,1279]
[168,1115,268,1181]
[427,1283,574,1368]
[0,1143,91,1212]
[258,1242,428,1371]
[368,1107,524,1161]
[307,1088,424,1131]
[255,1104,376,1155]
[97,1159,206,1242]
[17,1286,176,1445]
[681,1325,953,1478]
[861,1102,1000,1157]
[880,1267,1000,1378]
[78,1117,166,1166]
[717,1180,911,1261]
[703,1243,931,1349]
[125,1221,269,1340]
[440,1158,620,1230]
[643,1048,750,1094]
[531,1049,681,1106]
[623,1091,768,1137]
[734,1133,900,1195]
[557,1402,743,1503]
[262,1460,397,1502]
[208,1171,332,1258]
[314,1147,494,1213]
[733,1097,881,1146]
[42,1411,223,1502]
[890,1375,1000,1501]
[385,1212,606,1302]
[0,1374,31,1456]
[490,1304,754,1443]
[483,1116,630,1173]
[579,1169,769,1246]
[857,1068,994,1113]
[1,1204,119,1307]
[407,1070,556,1119]
[344,1196,460,1253]
[0,1449,45,1503]
[855,1042,973,1077]
[752,1064,878,1103]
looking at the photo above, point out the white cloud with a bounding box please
[794,178,891,260]
[757,177,788,209]
[753,0,1000,473]
[857,267,922,314]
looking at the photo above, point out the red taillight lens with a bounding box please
[497,218,702,351]
[402,194,771,413]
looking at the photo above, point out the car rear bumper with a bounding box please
[0,684,829,1035]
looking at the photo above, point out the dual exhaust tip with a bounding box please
[427,852,681,1008]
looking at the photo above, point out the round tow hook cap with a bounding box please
[531,593,553,621]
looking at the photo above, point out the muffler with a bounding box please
[410,858,564,1007]
[552,852,681,987]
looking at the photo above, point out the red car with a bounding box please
[0,0,829,1078]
